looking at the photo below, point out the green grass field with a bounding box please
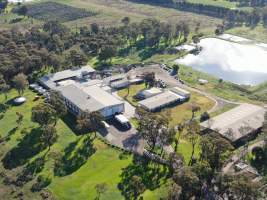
[179,65,267,104]
[1,0,221,32]
[0,89,171,200]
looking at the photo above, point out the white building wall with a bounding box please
[100,104,125,118]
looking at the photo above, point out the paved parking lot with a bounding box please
[99,119,145,154]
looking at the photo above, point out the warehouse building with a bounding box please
[39,66,96,89]
[138,91,185,112]
[39,66,125,118]
[200,104,266,146]
[59,84,124,118]
[170,87,191,99]
[110,79,130,89]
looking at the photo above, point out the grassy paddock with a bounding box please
[0,89,171,200]
[179,65,267,104]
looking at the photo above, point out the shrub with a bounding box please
[31,174,52,192]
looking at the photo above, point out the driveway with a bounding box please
[112,92,136,119]
[128,64,242,113]
[99,119,145,154]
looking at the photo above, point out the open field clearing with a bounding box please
[25,1,96,22]
[0,0,221,30]
[59,0,220,29]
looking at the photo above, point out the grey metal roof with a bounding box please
[201,103,266,142]
[139,91,184,111]
[58,84,123,113]
[59,84,104,112]
[103,74,125,84]
[39,66,95,89]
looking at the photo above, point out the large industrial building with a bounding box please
[39,66,125,118]
[201,103,266,146]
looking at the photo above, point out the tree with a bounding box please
[13,73,28,96]
[200,133,233,171]
[167,182,182,200]
[137,113,168,151]
[0,74,9,100]
[190,103,200,120]
[41,124,57,151]
[173,167,200,200]
[129,175,145,200]
[172,64,179,76]
[32,103,57,127]
[91,23,99,34]
[169,152,184,174]
[49,90,67,121]
[76,111,104,138]
[121,17,130,26]
[192,35,200,47]
[98,45,116,63]
[16,112,24,128]
[200,111,210,122]
[143,72,155,88]
[215,174,261,199]
[186,120,200,166]
[43,20,68,36]
[16,5,28,17]
[125,75,131,98]
[174,123,184,152]
[95,183,108,200]
[0,0,8,12]
[68,50,87,67]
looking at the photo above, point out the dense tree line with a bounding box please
[0,0,7,12]
[0,18,190,89]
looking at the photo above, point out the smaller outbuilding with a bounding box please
[138,91,185,112]
[110,79,130,89]
[170,87,191,99]
[137,87,163,99]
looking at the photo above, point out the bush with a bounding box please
[31,174,52,192]
[200,111,210,122]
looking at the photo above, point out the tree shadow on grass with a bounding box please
[118,155,169,199]
[16,156,46,186]
[2,127,45,170]
[61,112,80,135]
[54,136,96,177]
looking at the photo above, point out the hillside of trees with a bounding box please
[0,18,190,87]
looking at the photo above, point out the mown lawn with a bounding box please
[0,89,170,200]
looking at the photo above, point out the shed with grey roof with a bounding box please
[138,91,185,112]
[200,103,266,146]
[170,87,191,99]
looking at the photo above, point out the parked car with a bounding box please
[29,83,39,90]
[115,114,131,129]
